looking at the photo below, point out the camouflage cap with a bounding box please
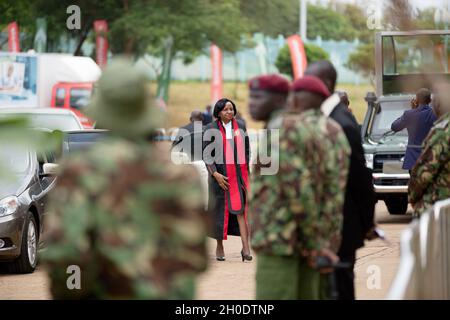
[87,59,163,137]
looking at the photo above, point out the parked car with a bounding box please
[0,108,83,131]
[0,142,58,273]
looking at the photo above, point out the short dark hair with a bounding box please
[416,88,431,105]
[213,98,237,118]
[305,60,337,93]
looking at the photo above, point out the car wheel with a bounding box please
[385,195,408,215]
[5,212,38,273]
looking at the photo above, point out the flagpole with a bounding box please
[299,0,307,40]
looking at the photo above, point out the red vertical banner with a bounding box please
[210,44,223,106]
[287,35,307,79]
[94,20,108,68]
[8,22,20,52]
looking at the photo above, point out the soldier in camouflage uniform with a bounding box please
[251,75,350,299]
[41,60,208,299]
[409,91,450,217]
[248,74,290,178]
[248,74,290,130]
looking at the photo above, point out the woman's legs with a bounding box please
[237,214,250,255]
[216,239,224,257]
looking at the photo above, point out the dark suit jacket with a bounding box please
[172,122,205,161]
[202,112,213,126]
[330,103,376,256]
[391,105,436,170]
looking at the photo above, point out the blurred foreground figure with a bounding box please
[251,76,350,299]
[41,60,207,299]
[247,74,289,176]
[409,88,450,217]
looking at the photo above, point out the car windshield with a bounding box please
[0,113,82,131]
[0,144,30,174]
[70,88,92,111]
[369,100,409,138]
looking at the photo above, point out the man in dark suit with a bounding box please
[391,88,437,171]
[305,60,376,300]
[172,110,204,161]
[202,105,213,125]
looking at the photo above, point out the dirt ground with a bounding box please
[0,202,411,300]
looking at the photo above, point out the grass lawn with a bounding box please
[165,81,374,130]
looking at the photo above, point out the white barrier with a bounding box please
[387,198,450,299]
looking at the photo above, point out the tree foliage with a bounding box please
[2,0,249,57]
[345,43,375,80]
[275,43,329,78]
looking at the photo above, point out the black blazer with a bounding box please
[330,103,376,256]
[172,122,205,162]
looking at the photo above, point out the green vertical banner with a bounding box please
[156,36,173,111]
[34,18,47,53]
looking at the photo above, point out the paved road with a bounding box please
[0,202,411,300]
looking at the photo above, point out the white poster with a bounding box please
[0,53,38,107]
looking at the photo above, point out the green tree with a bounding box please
[241,1,359,41]
[340,3,374,43]
[2,0,251,102]
[345,43,375,81]
[275,43,329,78]
[0,0,38,50]
[306,4,357,41]
[240,0,299,37]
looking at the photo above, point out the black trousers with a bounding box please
[334,252,356,300]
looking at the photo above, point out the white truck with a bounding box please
[0,52,101,128]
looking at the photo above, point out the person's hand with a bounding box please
[410,97,418,109]
[306,248,339,274]
[213,172,229,191]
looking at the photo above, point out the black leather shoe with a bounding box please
[241,250,252,262]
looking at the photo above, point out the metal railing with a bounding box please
[387,198,450,299]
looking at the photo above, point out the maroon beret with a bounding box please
[291,75,331,98]
[248,74,290,94]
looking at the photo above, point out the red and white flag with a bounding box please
[210,44,223,105]
[8,22,20,52]
[94,20,108,68]
[287,35,307,79]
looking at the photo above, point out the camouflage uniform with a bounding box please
[409,112,450,217]
[251,109,350,299]
[40,60,208,299]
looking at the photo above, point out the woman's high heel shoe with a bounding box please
[216,256,226,261]
[241,250,253,262]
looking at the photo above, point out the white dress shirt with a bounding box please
[222,121,233,139]
[320,93,340,117]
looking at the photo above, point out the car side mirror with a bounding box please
[41,163,59,177]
